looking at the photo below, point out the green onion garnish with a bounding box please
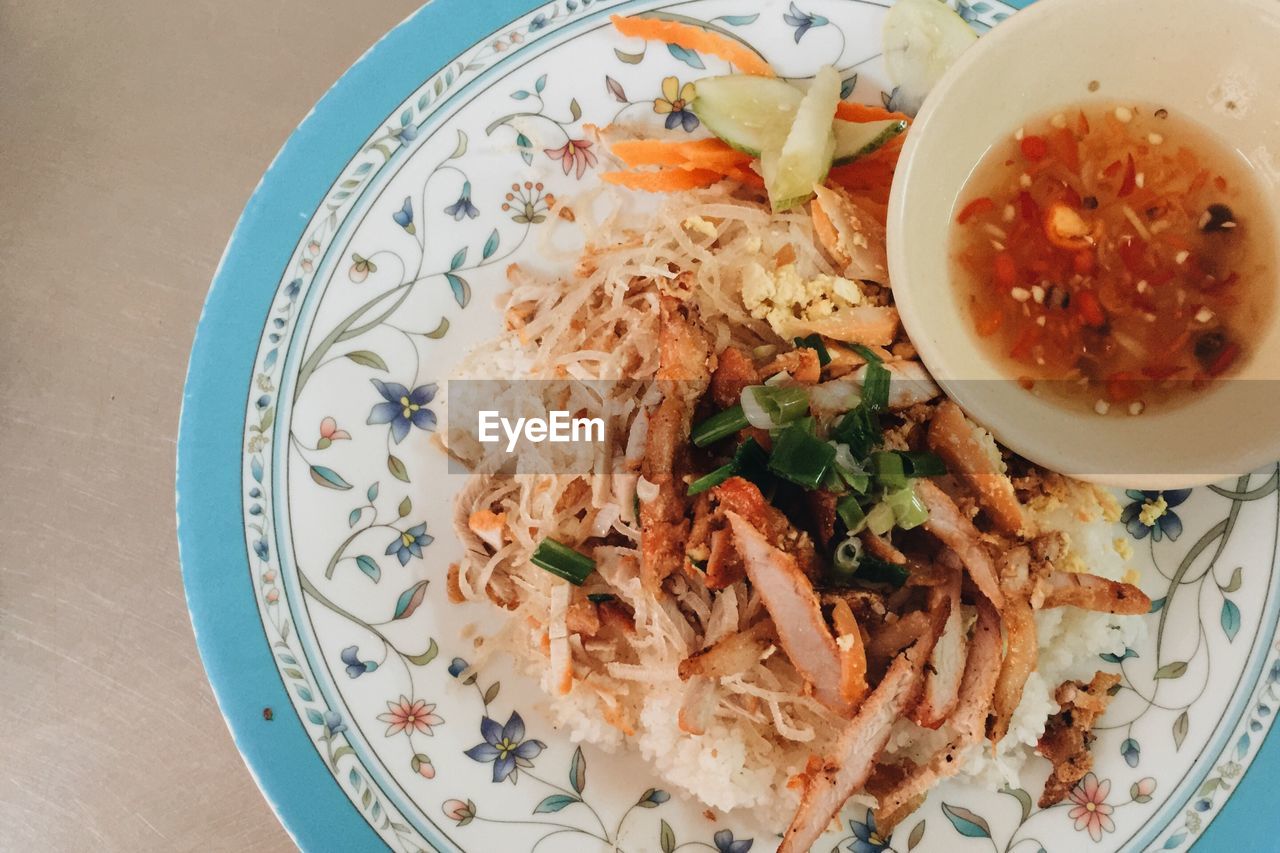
[734,436,771,486]
[831,405,881,458]
[883,485,930,530]
[865,502,896,536]
[768,421,837,489]
[861,359,891,413]
[871,451,909,491]
[832,535,864,573]
[530,538,596,585]
[692,404,749,447]
[898,450,947,478]
[587,593,616,603]
[836,494,867,533]
[857,556,910,587]
[686,437,771,496]
[687,462,738,496]
[793,334,832,366]
[827,538,908,588]
[742,385,810,430]
[851,343,883,364]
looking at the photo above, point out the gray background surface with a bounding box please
[0,2,417,849]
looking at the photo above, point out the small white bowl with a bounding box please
[887,0,1280,489]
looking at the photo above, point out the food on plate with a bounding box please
[445,13,1152,842]
[952,102,1275,415]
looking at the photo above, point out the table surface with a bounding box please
[3,1,1278,851]
[0,2,416,850]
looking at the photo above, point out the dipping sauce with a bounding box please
[951,102,1274,414]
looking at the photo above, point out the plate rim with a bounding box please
[175,1,546,848]
[175,1,1280,850]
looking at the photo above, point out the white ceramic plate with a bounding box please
[177,1,1280,850]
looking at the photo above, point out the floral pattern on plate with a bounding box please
[229,1,1280,850]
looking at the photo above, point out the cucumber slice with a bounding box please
[762,65,841,211]
[833,119,909,165]
[690,75,804,156]
[882,0,977,116]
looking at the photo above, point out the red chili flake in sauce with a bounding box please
[1075,290,1107,327]
[956,196,995,224]
[1020,135,1049,161]
[951,103,1269,413]
[1209,342,1240,375]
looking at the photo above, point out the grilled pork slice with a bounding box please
[708,346,759,409]
[874,596,1003,830]
[1037,671,1122,807]
[927,400,1027,537]
[727,511,857,717]
[916,479,1005,609]
[707,477,821,587]
[1038,570,1151,615]
[640,296,712,592]
[989,546,1037,744]
[912,571,966,728]
[779,646,926,853]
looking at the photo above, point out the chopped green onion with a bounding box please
[587,593,616,603]
[865,501,896,535]
[857,556,910,587]
[692,404,749,447]
[530,538,596,585]
[861,359,891,413]
[793,334,832,366]
[689,557,708,572]
[899,450,947,477]
[871,451,909,490]
[851,343,883,364]
[831,405,881,458]
[844,471,871,494]
[836,494,867,533]
[734,437,772,486]
[687,437,772,496]
[884,485,930,530]
[827,538,907,588]
[687,462,738,496]
[832,535,864,572]
[768,421,836,489]
[741,384,810,429]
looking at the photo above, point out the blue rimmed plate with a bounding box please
[176,1,1280,849]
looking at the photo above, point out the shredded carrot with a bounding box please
[828,155,896,205]
[835,101,912,124]
[725,165,764,189]
[611,138,751,172]
[610,14,775,77]
[601,167,724,192]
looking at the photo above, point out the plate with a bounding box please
[176,1,1280,849]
